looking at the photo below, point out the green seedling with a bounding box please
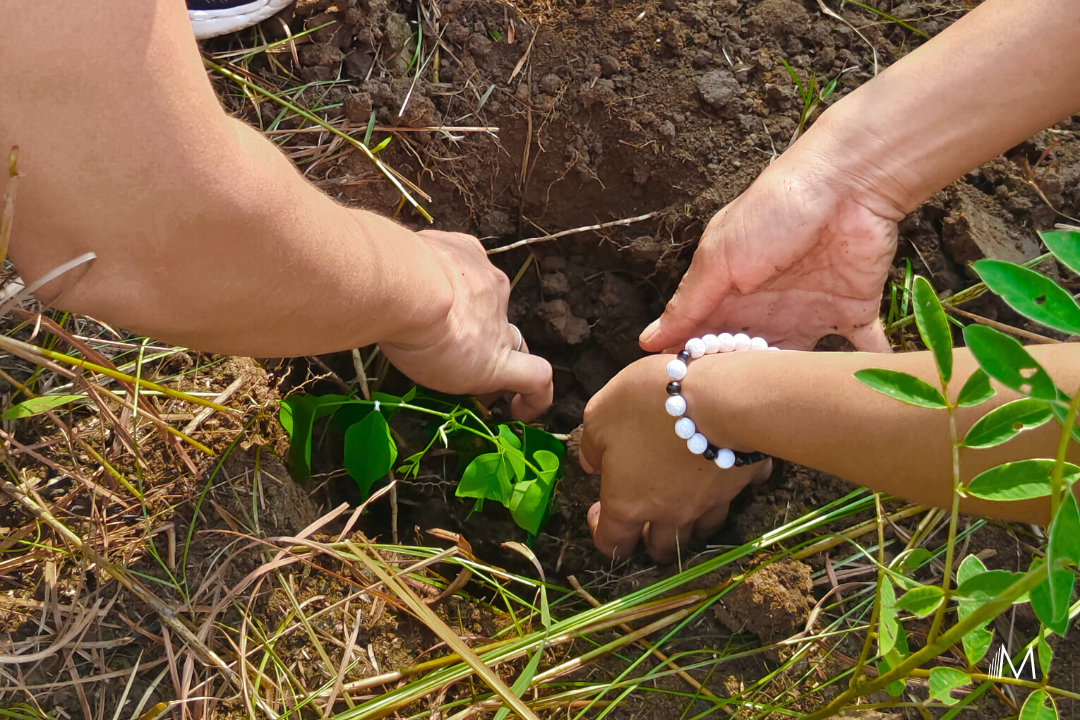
[280,387,565,537]
[779,58,841,140]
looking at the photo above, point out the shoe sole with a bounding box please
[189,0,295,39]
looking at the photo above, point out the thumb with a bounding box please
[847,318,893,354]
[640,248,731,352]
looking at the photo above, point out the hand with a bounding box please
[639,148,900,353]
[579,355,771,564]
[381,230,553,422]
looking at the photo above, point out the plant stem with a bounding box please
[801,563,1049,720]
[927,400,962,644]
[848,493,886,688]
[1049,382,1080,519]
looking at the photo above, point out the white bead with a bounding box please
[750,336,769,350]
[715,448,736,469]
[717,333,736,352]
[733,333,752,351]
[674,417,696,439]
[666,359,687,381]
[685,337,707,359]
[665,395,687,417]
[702,334,721,354]
[687,433,709,455]
[768,346,781,351]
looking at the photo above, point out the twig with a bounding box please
[946,306,1062,344]
[487,211,663,254]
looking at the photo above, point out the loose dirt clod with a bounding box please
[713,559,814,643]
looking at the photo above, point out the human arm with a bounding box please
[640,0,1080,353]
[581,345,1080,563]
[0,1,551,418]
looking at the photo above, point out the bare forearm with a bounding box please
[804,0,1080,217]
[1,0,451,357]
[688,345,1080,524]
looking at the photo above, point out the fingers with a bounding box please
[639,246,731,352]
[643,520,694,565]
[578,410,604,476]
[500,350,553,422]
[847,318,893,354]
[589,502,645,563]
[692,501,731,542]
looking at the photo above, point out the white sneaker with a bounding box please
[187,0,295,39]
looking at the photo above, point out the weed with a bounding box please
[779,58,842,141]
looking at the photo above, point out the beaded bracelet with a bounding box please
[663,332,773,469]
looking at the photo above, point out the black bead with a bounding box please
[677,350,691,362]
[666,381,681,395]
[703,445,718,461]
[733,454,746,467]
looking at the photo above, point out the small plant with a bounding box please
[816,228,1080,718]
[779,58,841,141]
[280,387,565,537]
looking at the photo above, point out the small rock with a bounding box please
[660,120,676,140]
[469,34,493,56]
[599,54,621,77]
[692,49,712,68]
[343,51,374,79]
[541,272,571,297]
[343,93,373,123]
[697,69,740,110]
[713,560,813,643]
[538,300,591,345]
[445,21,471,45]
[540,74,563,94]
[943,182,1042,268]
[540,255,567,272]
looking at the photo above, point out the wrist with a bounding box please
[787,102,916,222]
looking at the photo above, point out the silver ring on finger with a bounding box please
[509,323,524,352]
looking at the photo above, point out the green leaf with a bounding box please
[509,479,551,535]
[928,666,970,706]
[1051,390,1080,443]
[973,259,1080,334]
[1049,492,1080,567]
[875,659,906,698]
[956,569,1028,603]
[327,402,374,435]
[343,411,398,498]
[877,576,898,656]
[956,555,993,664]
[892,548,932,572]
[964,325,1058,401]
[1042,229,1080,275]
[1047,493,1080,618]
[518,422,566,463]
[957,554,988,585]
[497,424,521,450]
[1038,631,1053,676]
[1029,562,1073,635]
[895,585,944,618]
[959,612,994,665]
[457,453,509,503]
[2,394,85,419]
[956,369,995,408]
[1020,690,1058,720]
[533,449,560,492]
[280,394,354,481]
[854,369,947,409]
[913,276,953,383]
[962,398,1053,448]
[967,459,1080,501]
